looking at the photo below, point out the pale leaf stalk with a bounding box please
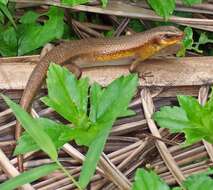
[55,160,82,190]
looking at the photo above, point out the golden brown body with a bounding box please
[16,26,183,170]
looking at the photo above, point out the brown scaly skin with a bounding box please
[16,26,184,171]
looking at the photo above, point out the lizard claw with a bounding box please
[139,72,153,80]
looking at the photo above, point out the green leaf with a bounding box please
[183,168,213,190]
[132,168,170,190]
[78,74,138,188]
[154,92,213,145]
[128,19,146,33]
[197,32,213,46]
[0,26,17,56]
[0,0,8,5]
[0,8,4,23]
[0,164,59,190]
[14,118,74,155]
[78,126,110,189]
[172,188,181,190]
[1,95,58,161]
[177,95,213,143]
[61,0,89,6]
[101,0,108,7]
[59,72,138,146]
[153,106,192,133]
[147,0,175,19]
[89,83,103,123]
[41,63,90,129]
[131,168,213,190]
[18,6,64,55]
[177,96,203,123]
[182,27,194,49]
[177,27,213,56]
[19,11,40,24]
[119,109,136,118]
[182,0,202,6]
[0,3,16,28]
[90,74,138,122]
[193,32,213,53]
[177,27,194,57]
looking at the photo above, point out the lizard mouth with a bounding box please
[162,32,184,46]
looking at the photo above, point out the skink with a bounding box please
[16,26,183,170]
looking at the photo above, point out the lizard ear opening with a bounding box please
[153,37,163,45]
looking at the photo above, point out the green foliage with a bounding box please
[182,27,194,49]
[0,1,96,56]
[182,0,202,6]
[14,64,137,155]
[0,26,17,56]
[0,2,16,28]
[147,0,203,19]
[183,168,213,190]
[44,64,138,188]
[147,0,175,20]
[128,19,146,32]
[0,6,65,56]
[61,0,89,6]
[42,63,90,130]
[132,168,170,190]
[78,128,109,188]
[18,7,64,55]
[194,32,213,51]
[101,0,108,7]
[0,164,59,190]
[104,29,115,37]
[2,95,58,161]
[3,64,137,189]
[0,2,16,56]
[14,118,74,155]
[0,0,8,5]
[177,27,213,56]
[153,92,213,145]
[132,168,213,190]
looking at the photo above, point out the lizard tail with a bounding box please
[15,44,77,171]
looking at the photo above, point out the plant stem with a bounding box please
[55,160,83,190]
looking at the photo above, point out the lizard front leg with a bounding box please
[129,57,143,72]
[64,63,82,79]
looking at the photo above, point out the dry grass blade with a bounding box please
[140,88,185,186]
[0,149,34,190]
[71,20,104,38]
[99,153,131,190]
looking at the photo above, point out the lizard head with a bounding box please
[152,26,184,47]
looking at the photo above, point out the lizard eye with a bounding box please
[164,34,174,39]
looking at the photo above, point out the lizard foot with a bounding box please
[139,72,153,80]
